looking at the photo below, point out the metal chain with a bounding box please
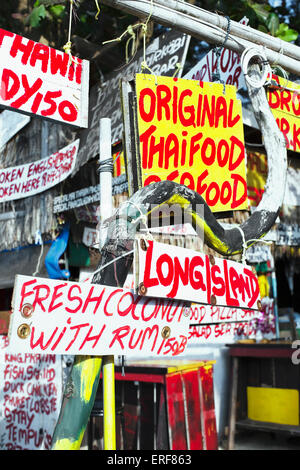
[212,15,231,84]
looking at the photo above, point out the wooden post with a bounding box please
[227,357,239,450]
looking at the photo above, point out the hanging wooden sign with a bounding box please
[8,275,190,357]
[122,74,248,212]
[0,28,89,127]
[184,48,245,91]
[134,239,261,310]
[188,304,259,343]
[0,139,79,203]
[267,74,300,153]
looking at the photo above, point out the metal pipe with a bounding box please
[99,119,116,450]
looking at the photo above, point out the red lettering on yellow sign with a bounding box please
[135,74,247,212]
[267,74,300,154]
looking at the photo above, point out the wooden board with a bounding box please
[0,28,89,127]
[134,239,261,310]
[9,275,190,357]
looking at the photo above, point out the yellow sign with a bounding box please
[113,150,126,178]
[135,74,248,212]
[247,386,299,426]
[246,151,268,207]
[267,75,300,154]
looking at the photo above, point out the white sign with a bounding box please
[276,223,300,246]
[283,167,300,207]
[0,110,30,149]
[134,240,261,310]
[0,139,79,203]
[0,335,62,450]
[141,223,198,237]
[0,29,89,127]
[184,47,245,91]
[188,304,259,343]
[82,227,98,248]
[245,243,272,264]
[9,275,190,357]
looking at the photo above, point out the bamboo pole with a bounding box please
[103,355,116,449]
[101,0,300,76]
[153,0,300,63]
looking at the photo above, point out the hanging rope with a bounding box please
[63,0,74,59]
[102,0,156,73]
[235,225,274,265]
[140,0,155,75]
[98,158,114,174]
[94,0,100,20]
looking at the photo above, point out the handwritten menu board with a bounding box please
[0,335,63,450]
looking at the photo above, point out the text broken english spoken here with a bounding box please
[0,140,79,203]
[9,275,190,357]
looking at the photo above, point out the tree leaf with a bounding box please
[266,13,279,36]
[250,2,271,22]
[275,22,298,42]
[49,5,65,18]
[29,5,46,27]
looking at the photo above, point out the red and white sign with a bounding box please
[183,18,249,92]
[134,239,261,310]
[82,226,99,248]
[0,335,62,450]
[0,139,79,203]
[188,304,259,343]
[184,47,245,91]
[9,275,190,357]
[0,29,89,127]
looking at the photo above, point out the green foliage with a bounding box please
[26,0,67,27]
[27,4,47,27]
[206,0,298,43]
[49,5,66,18]
[275,22,298,42]
[265,12,279,36]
